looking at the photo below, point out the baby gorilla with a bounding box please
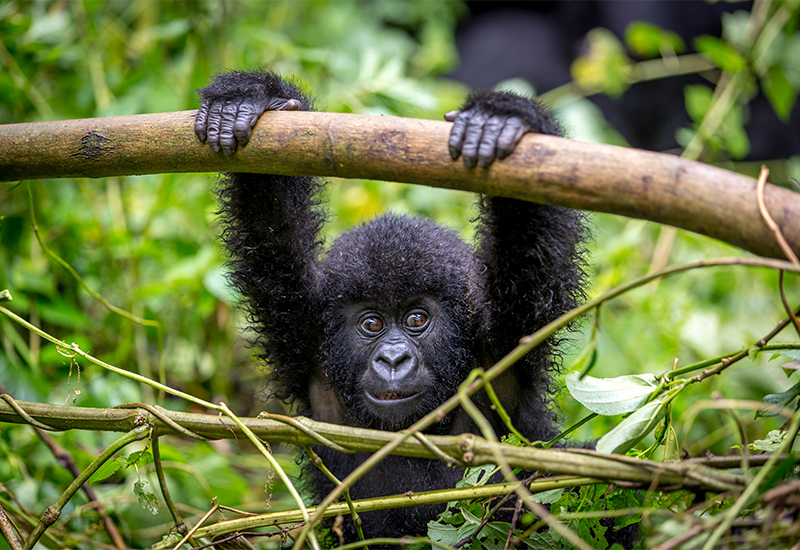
[196,71,587,540]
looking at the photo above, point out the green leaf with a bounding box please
[749,429,787,452]
[134,480,159,515]
[625,21,685,58]
[771,349,800,361]
[87,456,126,484]
[565,371,658,415]
[571,28,632,97]
[127,449,153,468]
[721,11,752,52]
[762,67,797,122]
[522,531,570,549]
[783,35,800,88]
[596,399,667,454]
[456,464,496,488]
[694,35,747,72]
[427,506,479,546]
[479,522,517,550]
[684,84,714,123]
[530,488,564,505]
[757,382,800,417]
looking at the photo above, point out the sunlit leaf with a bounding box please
[565,371,658,416]
[596,399,667,454]
[571,29,632,97]
[694,35,747,72]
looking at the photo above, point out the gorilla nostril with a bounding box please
[372,342,419,383]
[378,349,411,369]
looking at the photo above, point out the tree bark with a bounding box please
[0,110,797,260]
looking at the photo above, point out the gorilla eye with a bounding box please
[405,312,428,329]
[361,317,384,333]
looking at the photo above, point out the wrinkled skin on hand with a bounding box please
[195,96,302,156]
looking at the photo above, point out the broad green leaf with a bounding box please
[758,382,800,417]
[87,456,126,484]
[427,507,479,546]
[596,399,667,454]
[762,67,797,122]
[565,372,658,415]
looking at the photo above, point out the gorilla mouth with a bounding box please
[374,390,417,401]
[365,389,421,404]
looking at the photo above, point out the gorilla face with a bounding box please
[354,301,436,424]
[317,294,475,432]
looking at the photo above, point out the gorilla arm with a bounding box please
[449,90,589,441]
[195,71,325,403]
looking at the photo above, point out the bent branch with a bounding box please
[0,110,798,259]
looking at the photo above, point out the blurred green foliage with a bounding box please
[1,1,799,549]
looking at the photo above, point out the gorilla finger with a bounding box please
[233,102,264,145]
[282,99,302,111]
[477,115,507,168]
[460,110,491,168]
[448,110,474,160]
[496,118,529,159]
[206,101,224,153]
[443,110,460,122]
[195,102,210,141]
[266,97,297,111]
[219,99,243,156]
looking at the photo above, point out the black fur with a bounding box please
[196,70,588,540]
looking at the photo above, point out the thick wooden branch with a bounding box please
[1,110,798,259]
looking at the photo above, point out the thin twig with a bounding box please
[152,437,192,545]
[0,503,23,550]
[170,499,219,550]
[504,496,523,550]
[305,447,368,546]
[756,166,800,265]
[778,272,800,338]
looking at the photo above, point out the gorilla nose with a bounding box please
[372,342,418,382]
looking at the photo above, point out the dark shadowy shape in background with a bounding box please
[452,1,799,159]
